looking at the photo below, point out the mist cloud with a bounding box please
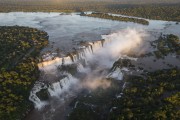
[80,28,146,90]
[83,77,111,90]
[86,28,146,68]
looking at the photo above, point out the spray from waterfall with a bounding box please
[79,28,146,90]
[86,28,145,67]
[29,28,147,110]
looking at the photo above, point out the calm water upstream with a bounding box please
[1,12,180,54]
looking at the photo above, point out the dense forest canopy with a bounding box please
[0,26,48,120]
[0,0,180,22]
[84,12,149,25]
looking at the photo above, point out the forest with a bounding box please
[83,12,149,25]
[0,26,48,120]
[68,68,180,120]
[105,4,180,22]
[0,1,180,22]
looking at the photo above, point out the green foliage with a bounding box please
[0,26,48,120]
[165,92,180,105]
[0,26,48,68]
[109,69,180,120]
[0,2,180,22]
[69,69,180,120]
[84,13,149,25]
[153,34,180,58]
[105,4,180,22]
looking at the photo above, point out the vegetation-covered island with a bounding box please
[0,26,48,120]
[152,34,180,58]
[82,12,149,25]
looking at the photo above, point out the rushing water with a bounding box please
[0,12,180,120]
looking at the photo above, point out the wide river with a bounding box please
[0,12,180,53]
[0,12,180,120]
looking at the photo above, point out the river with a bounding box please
[0,12,179,120]
[1,12,180,54]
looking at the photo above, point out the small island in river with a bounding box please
[82,12,149,25]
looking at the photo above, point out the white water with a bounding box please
[108,68,124,80]
[29,81,48,110]
[38,29,142,74]
[48,73,79,97]
[37,39,103,72]
[29,28,145,110]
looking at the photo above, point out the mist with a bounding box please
[79,28,146,90]
[30,28,147,110]
[85,28,146,68]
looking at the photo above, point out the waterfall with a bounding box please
[77,63,90,73]
[63,56,73,65]
[84,45,93,55]
[38,57,63,71]
[29,40,106,109]
[38,40,106,72]
[29,29,144,111]
[91,40,103,52]
[48,73,78,97]
[29,73,79,109]
[72,54,78,62]
[29,81,48,110]
[77,51,86,60]
[107,68,123,80]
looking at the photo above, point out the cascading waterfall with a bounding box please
[29,39,108,109]
[29,29,144,110]
[48,73,79,97]
[37,40,105,72]
[38,57,63,71]
[29,73,79,109]
[29,81,48,110]
[77,63,90,73]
